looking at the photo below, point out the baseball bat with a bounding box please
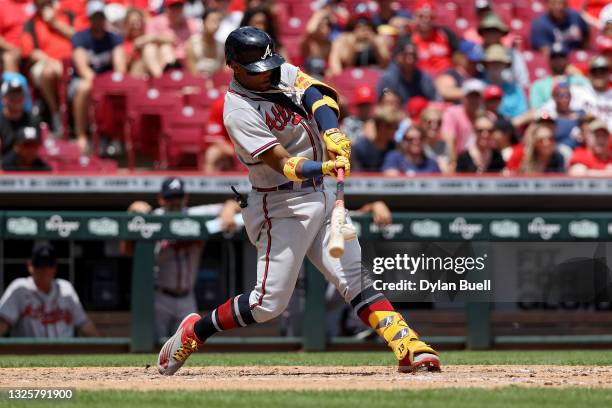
[329,167,346,258]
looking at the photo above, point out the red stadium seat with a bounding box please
[127,88,182,169]
[149,69,206,94]
[523,50,551,80]
[162,105,210,169]
[90,73,147,161]
[327,67,382,98]
[183,87,223,110]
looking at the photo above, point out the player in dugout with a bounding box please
[0,242,99,337]
[121,176,242,342]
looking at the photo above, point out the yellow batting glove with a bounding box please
[322,156,350,179]
[323,128,351,159]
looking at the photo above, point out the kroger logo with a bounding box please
[127,216,162,238]
[170,219,201,237]
[410,219,441,238]
[88,218,119,237]
[568,220,599,239]
[449,217,483,240]
[370,223,404,239]
[45,215,80,238]
[489,220,520,238]
[7,217,38,236]
[527,217,561,240]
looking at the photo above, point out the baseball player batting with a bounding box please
[157,26,440,375]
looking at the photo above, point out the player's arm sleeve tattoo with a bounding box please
[0,282,22,325]
[224,108,280,158]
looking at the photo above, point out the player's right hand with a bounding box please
[322,156,350,179]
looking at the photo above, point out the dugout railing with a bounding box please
[1,211,612,352]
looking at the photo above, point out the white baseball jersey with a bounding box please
[222,64,369,325]
[153,204,222,292]
[223,63,325,188]
[0,277,88,337]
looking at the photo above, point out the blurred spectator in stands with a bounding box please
[569,119,612,174]
[184,0,205,19]
[0,71,32,114]
[186,7,224,76]
[378,88,402,110]
[455,113,504,173]
[327,11,389,76]
[420,106,448,168]
[483,84,507,121]
[435,41,484,103]
[483,45,528,119]
[341,84,375,143]
[508,123,566,174]
[0,0,35,72]
[21,0,75,136]
[122,8,157,78]
[410,0,459,77]
[0,79,36,156]
[493,117,519,162]
[352,105,401,171]
[239,6,286,61]
[529,43,590,109]
[462,0,493,44]
[572,56,612,130]
[300,9,333,78]
[355,0,410,31]
[377,37,437,105]
[70,0,126,154]
[530,0,590,54]
[212,0,243,44]
[121,177,242,340]
[144,0,201,77]
[382,125,440,175]
[1,125,50,171]
[0,243,99,337]
[59,0,89,32]
[476,13,530,88]
[537,83,584,153]
[441,79,485,166]
[574,0,610,28]
[595,6,612,61]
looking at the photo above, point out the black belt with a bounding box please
[156,286,191,298]
[253,177,323,192]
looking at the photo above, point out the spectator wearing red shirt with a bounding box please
[21,0,74,135]
[410,0,459,77]
[505,123,566,174]
[569,119,612,175]
[0,0,35,72]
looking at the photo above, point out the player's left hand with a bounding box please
[323,128,351,159]
[322,155,350,179]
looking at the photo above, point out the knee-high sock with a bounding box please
[350,286,412,358]
[193,294,256,342]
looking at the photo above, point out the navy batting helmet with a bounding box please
[225,26,285,73]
